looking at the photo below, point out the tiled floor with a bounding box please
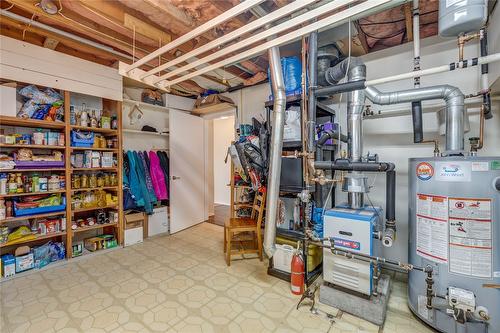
[0,222,435,333]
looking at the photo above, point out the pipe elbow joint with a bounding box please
[383,220,396,248]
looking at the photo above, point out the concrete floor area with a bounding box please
[0,222,434,333]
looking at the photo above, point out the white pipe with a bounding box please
[159,0,401,88]
[412,0,420,87]
[154,0,355,84]
[125,0,265,72]
[365,53,500,87]
[140,0,316,80]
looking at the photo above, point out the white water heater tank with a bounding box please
[439,0,488,37]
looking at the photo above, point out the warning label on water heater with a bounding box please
[448,198,492,278]
[416,194,449,264]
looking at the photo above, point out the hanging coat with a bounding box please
[126,150,145,208]
[138,151,158,203]
[149,151,168,200]
[157,151,170,192]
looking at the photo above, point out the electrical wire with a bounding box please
[358,10,438,26]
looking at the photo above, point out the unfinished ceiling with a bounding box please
[0,0,439,97]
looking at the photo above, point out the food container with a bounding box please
[39,177,48,192]
[58,133,65,146]
[33,130,44,145]
[48,175,60,191]
[81,174,88,188]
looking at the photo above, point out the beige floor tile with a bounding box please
[0,222,436,333]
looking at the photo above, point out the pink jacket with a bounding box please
[149,151,168,200]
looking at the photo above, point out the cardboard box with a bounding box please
[125,227,143,247]
[1,254,16,278]
[194,94,234,110]
[15,253,34,273]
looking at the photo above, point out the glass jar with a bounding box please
[89,173,97,188]
[72,175,81,189]
[81,174,89,188]
[110,174,117,186]
[103,174,110,187]
[48,175,60,191]
[97,174,105,187]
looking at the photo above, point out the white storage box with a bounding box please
[273,244,294,273]
[1,85,18,117]
[148,206,169,237]
[124,227,143,247]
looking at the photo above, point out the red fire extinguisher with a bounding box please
[290,245,305,295]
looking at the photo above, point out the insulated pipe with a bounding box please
[263,46,286,258]
[480,28,492,119]
[315,80,366,97]
[365,85,465,153]
[316,129,348,147]
[307,32,318,154]
[314,160,395,172]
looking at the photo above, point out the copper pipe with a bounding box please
[421,140,440,156]
[301,36,309,186]
[457,32,480,61]
[477,104,485,150]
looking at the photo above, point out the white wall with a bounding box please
[227,34,500,262]
[213,116,235,205]
[0,36,122,100]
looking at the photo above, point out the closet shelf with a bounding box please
[0,144,65,150]
[122,129,169,136]
[71,223,117,234]
[0,211,66,224]
[0,189,66,198]
[70,125,118,135]
[122,99,169,112]
[0,231,66,248]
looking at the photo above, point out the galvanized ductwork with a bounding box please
[364,85,465,153]
[263,46,286,258]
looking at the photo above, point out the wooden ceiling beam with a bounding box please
[404,2,413,42]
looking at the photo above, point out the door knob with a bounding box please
[172,176,181,180]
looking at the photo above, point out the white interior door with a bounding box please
[169,110,206,233]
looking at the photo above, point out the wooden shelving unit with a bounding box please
[0,87,123,277]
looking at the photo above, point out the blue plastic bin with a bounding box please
[71,131,94,148]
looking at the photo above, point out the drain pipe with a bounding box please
[263,46,286,258]
[365,85,465,153]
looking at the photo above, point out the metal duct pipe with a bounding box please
[263,46,286,258]
[365,85,465,153]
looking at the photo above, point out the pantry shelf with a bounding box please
[0,189,66,198]
[0,168,66,173]
[70,147,119,152]
[71,186,118,193]
[0,211,66,224]
[72,222,117,234]
[70,125,118,135]
[0,144,65,150]
[72,167,118,171]
[0,116,65,130]
[72,204,118,213]
[0,231,67,248]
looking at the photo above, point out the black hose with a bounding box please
[411,101,424,143]
[386,170,396,221]
[316,129,348,147]
[315,80,366,97]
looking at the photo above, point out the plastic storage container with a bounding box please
[71,131,94,148]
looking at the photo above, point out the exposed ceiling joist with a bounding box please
[124,0,265,72]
